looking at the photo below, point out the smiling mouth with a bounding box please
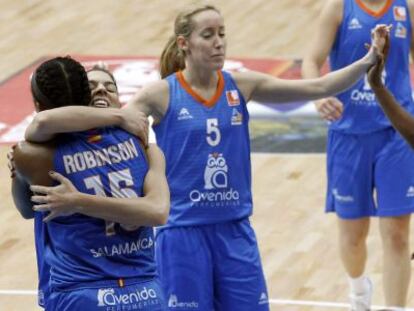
[91,98,110,108]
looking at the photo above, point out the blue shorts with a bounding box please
[46,278,166,311]
[326,128,414,219]
[155,218,269,311]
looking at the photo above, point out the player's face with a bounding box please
[183,10,226,71]
[87,70,121,108]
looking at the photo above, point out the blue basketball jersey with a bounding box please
[330,0,413,133]
[46,127,155,291]
[154,70,252,227]
[34,211,49,307]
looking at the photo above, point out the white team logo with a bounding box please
[332,188,354,203]
[97,286,157,307]
[363,69,386,91]
[168,295,178,307]
[204,153,228,190]
[395,22,407,38]
[348,17,362,29]
[97,288,115,306]
[168,294,199,308]
[406,186,414,197]
[231,108,243,125]
[259,292,268,305]
[177,107,193,120]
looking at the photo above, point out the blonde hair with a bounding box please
[159,4,221,79]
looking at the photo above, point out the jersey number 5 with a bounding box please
[206,118,221,146]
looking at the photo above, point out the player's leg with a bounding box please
[326,130,376,310]
[155,226,214,310]
[379,215,411,307]
[210,219,269,311]
[376,129,414,307]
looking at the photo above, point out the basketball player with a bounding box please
[301,0,414,309]
[12,57,169,310]
[11,56,93,308]
[23,7,388,310]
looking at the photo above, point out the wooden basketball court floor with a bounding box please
[1,1,413,310]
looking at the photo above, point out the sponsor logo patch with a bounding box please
[394,6,407,21]
[395,22,407,38]
[231,108,243,125]
[97,286,159,308]
[168,294,199,309]
[226,90,240,106]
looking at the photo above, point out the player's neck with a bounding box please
[359,0,389,11]
[182,67,218,90]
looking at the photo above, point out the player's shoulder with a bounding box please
[14,140,55,180]
[139,79,169,102]
[323,0,344,21]
[15,140,55,158]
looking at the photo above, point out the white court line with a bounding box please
[0,290,37,295]
[0,291,413,310]
[269,299,414,310]
[253,152,325,157]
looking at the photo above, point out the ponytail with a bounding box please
[159,36,185,79]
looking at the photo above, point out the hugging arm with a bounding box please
[31,144,170,225]
[25,106,148,145]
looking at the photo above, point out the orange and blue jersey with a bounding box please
[330,0,413,133]
[154,70,252,227]
[46,127,155,291]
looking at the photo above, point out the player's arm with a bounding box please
[367,26,414,148]
[301,0,344,121]
[11,174,34,219]
[25,106,147,142]
[125,80,169,125]
[301,0,343,79]
[11,142,53,219]
[369,84,414,149]
[31,144,170,225]
[232,25,386,105]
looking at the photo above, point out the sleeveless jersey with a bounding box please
[154,70,252,227]
[329,0,413,133]
[34,212,49,306]
[47,127,154,290]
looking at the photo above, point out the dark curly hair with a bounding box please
[31,56,91,111]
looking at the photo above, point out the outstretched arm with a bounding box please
[234,24,388,104]
[31,144,170,225]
